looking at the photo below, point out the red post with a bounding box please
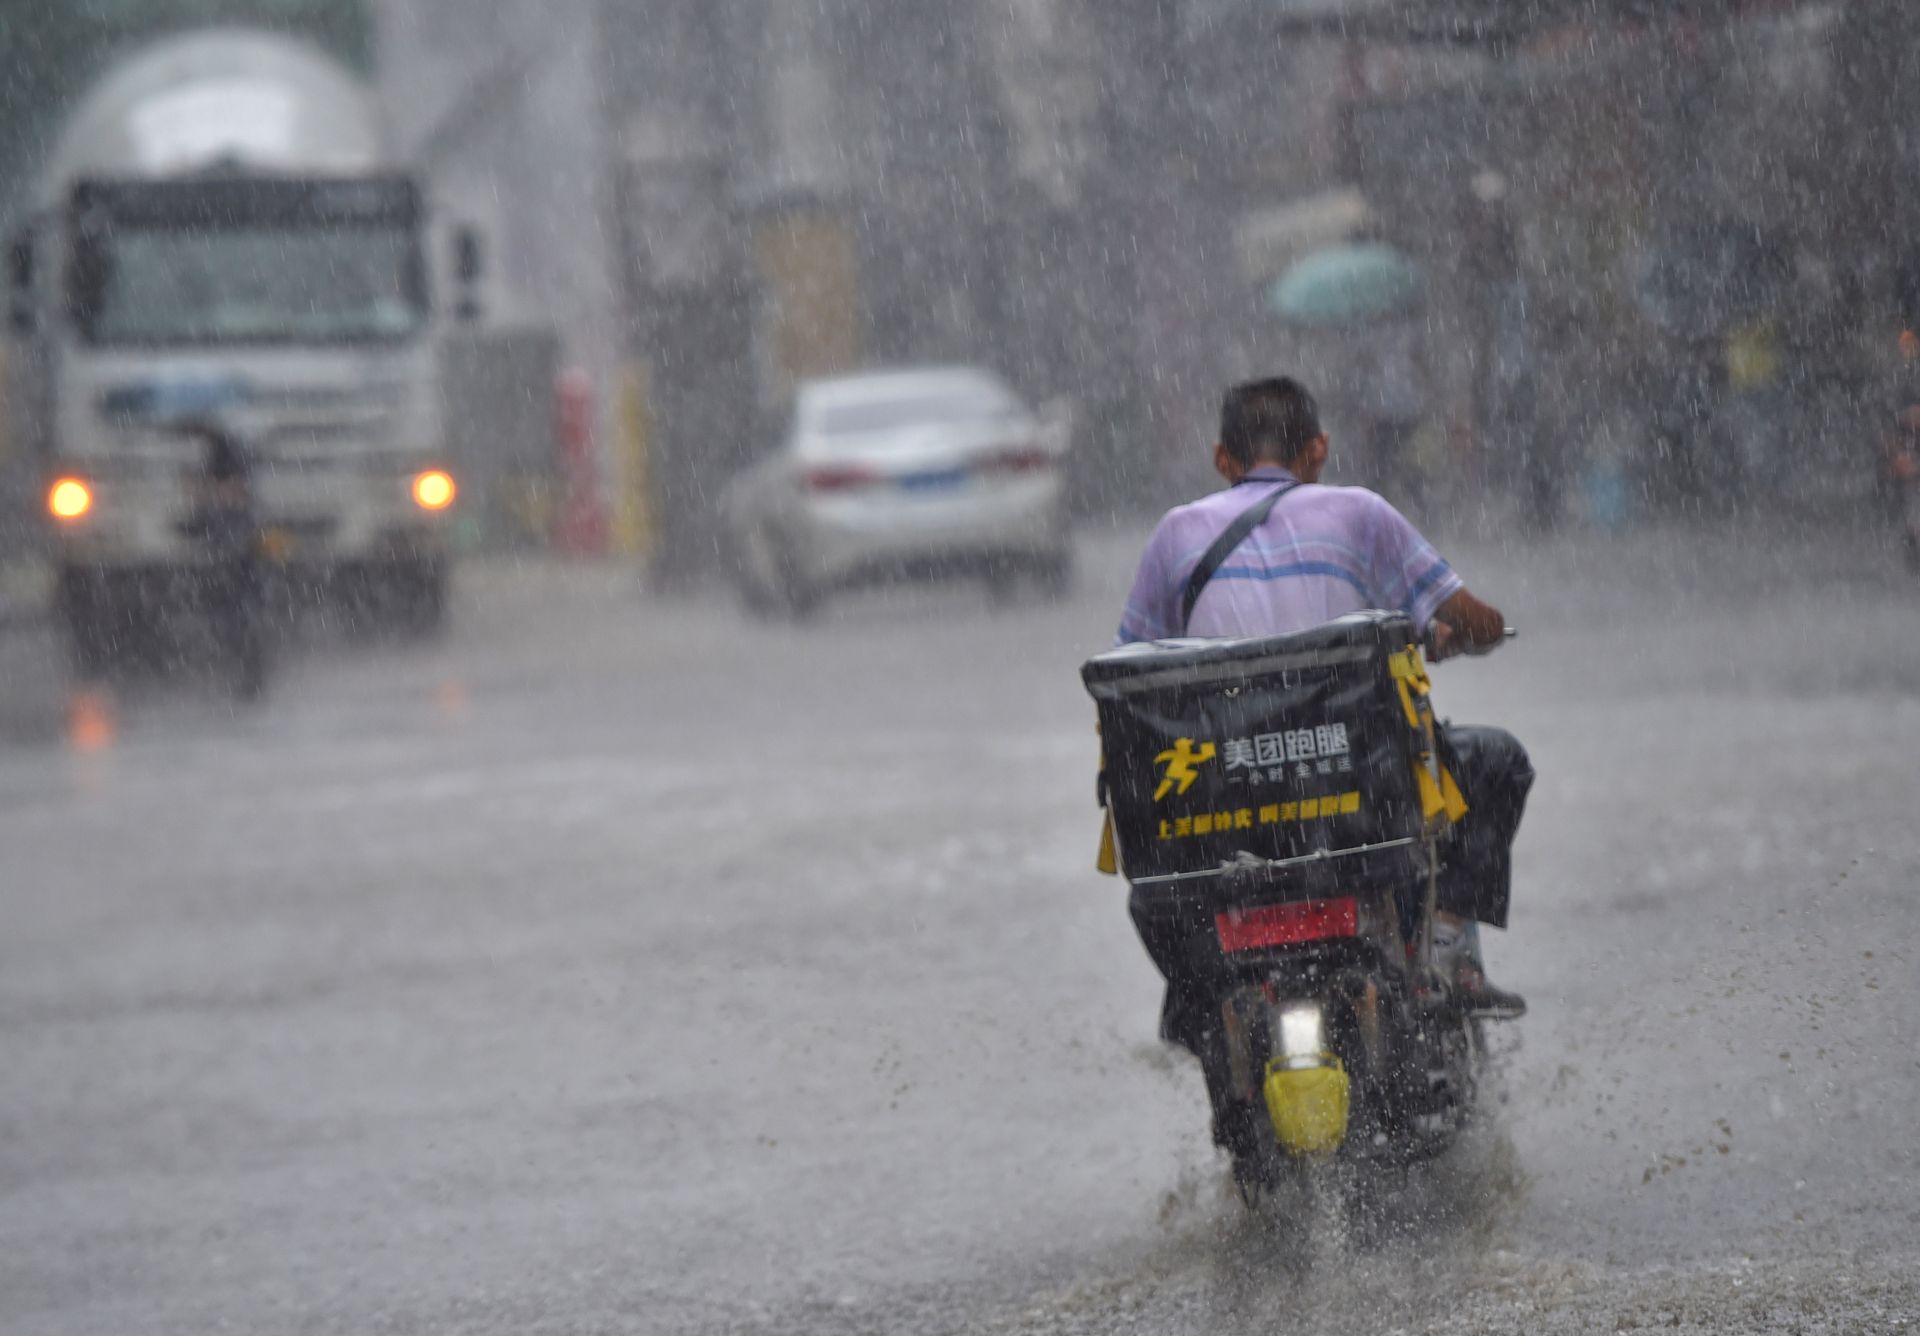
[554,367,607,556]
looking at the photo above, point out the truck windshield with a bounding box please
[69,179,429,348]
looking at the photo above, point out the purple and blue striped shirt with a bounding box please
[1116,467,1463,644]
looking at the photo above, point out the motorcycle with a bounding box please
[1083,612,1516,1212]
[1890,411,1920,574]
[178,424,270,700]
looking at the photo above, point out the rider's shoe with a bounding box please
[1431,918,1526,1020]
[1452,958,1527,1020]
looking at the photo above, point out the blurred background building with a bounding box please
[6,0,1919,577]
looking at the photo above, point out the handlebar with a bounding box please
[1423,624,1517,659]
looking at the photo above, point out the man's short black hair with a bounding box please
[1219,377,1322,469]
[178,417,249,482]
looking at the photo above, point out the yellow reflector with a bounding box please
[1264,1060,1350,1157]
[412,469,456,511]
[49,477,93,521]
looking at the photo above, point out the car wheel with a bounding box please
[733,556,781,617]
[784,578,823,621]
[984,563,1021,608]
[735,524,821,620]
[987,552,1072,608]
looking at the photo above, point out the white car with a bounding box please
[723,367,1073,615]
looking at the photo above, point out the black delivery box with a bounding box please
[1082,611,1429,906]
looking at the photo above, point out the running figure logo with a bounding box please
[1154,738,1217,801]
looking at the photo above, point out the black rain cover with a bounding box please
[1083,612,1428,903]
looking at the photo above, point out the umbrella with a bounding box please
[98,372,254,426]
[1270,243,1424,326]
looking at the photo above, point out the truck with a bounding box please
[5,28,478,667]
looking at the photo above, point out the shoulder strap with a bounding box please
[1179,481,1302,633]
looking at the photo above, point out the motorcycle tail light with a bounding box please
[1215,897,1359,954]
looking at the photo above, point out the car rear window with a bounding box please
[815,392,1019,437]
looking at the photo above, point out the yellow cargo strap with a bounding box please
[1096,810,1119,875]
[1390,645,1469,825]
[1387,648,1429,728]
[1094,715,1119,875]
[1415,756,1470,823]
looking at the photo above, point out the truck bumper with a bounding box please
[45,471,451,571]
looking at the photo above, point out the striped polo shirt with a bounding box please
[1116,466,1463,644]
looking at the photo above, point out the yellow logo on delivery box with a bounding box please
[1154,738,1217,801]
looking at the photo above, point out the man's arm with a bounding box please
[1115,515,1181,644]
[1428,587,1506,660]
[1363,493,1467,636]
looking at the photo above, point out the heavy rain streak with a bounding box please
[1,2,1917,1333]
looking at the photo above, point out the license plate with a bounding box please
[898,467,970,494]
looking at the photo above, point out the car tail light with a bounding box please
[804,465,881,492]
[1215,898,1359,954]
[983,445,1054,474]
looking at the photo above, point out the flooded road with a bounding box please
[2,524,1916,1334]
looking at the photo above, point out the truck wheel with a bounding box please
[55,570,114,678]
[389,561,448,639]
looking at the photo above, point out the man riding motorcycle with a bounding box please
[1114,376,1534,1153]
[1883,329,1920,572]
[179,420,269,700]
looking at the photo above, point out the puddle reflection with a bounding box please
[65,687,119,754]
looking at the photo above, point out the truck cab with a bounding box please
[7,29,476,659]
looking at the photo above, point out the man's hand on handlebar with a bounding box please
[1428,588,1509,661]
[1425,622,1505,661]
[1429,624,1514,660]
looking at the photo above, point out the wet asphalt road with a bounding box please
[1,523,1917,1335]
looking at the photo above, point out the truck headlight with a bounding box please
[411,469,456,511]
[49,477,94,522]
